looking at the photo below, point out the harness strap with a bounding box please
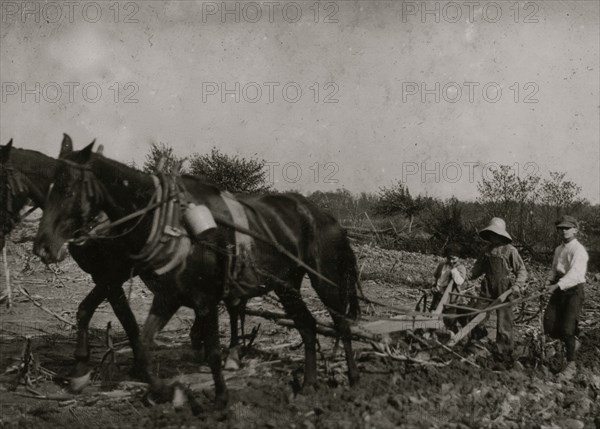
[129,173,191,275]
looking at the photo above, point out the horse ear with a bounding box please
[79,140,95,163]
[0,139,13,163]
[96,144,104,156]
[59,133,73,158]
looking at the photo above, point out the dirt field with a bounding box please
[1,231,599,429]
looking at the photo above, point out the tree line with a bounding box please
[139,143,599,265]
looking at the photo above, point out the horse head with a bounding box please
[0,139,32,249]
[34,135,99,263]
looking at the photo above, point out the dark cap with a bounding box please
[555,215,579,229]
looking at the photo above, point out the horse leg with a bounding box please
[189,317,206,362]
[140,294,181,348]
[136,294,181,403]
[309,270,360,386]
[198,303,228,409]
[223,298,245,370]
[104,285,152,383]
[327,312,359,386]
[274,278,318,391]
[308,235,361,387]
[69,285,107,392]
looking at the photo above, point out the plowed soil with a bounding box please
[1,227,599,429]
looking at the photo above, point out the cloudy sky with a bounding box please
[1,1,598,202]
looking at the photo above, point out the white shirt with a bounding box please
[549,239,588,290]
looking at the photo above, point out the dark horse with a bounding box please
[34,139,361,408]
[0,138,244,393]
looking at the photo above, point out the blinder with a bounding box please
[56,158,104,208]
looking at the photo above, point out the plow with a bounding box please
[244,278,528,352]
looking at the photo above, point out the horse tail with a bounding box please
[341,233,361,320]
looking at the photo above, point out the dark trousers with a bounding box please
[543,284,585,361]
[481,281,514,355]
[471,255,515,356]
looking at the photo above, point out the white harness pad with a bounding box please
[221,191,257,290]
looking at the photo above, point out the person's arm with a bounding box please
[433,262,443,281]
[546,247,560,285]
[432,262,444,289]
[469,256,485,281]
[557,246,589,290]
[451,264,467,287]
[508,247,528,288]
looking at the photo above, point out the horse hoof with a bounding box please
[68,371,92,393]
[224,356,240,371]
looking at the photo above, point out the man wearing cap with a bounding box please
[469,217,528,360]
[544,215,588,379]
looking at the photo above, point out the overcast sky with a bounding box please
[1,1,598,202]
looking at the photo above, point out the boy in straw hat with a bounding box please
[544,215,588,379]
[469,217,528,360]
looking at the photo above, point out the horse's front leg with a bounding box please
[104,285,152,382]
[140,293,181,347]
[199,302,228,409]
[70,285,107,392]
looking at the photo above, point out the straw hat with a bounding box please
[479,217,512,243]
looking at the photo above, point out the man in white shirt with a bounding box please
[544,215,588,379]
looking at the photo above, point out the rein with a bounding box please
[55,161,548,324]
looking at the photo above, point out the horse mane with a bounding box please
[180,173,223,194]
[6,147,57,178]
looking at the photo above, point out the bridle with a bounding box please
[53,158,160,246]
[54,159,105,209]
